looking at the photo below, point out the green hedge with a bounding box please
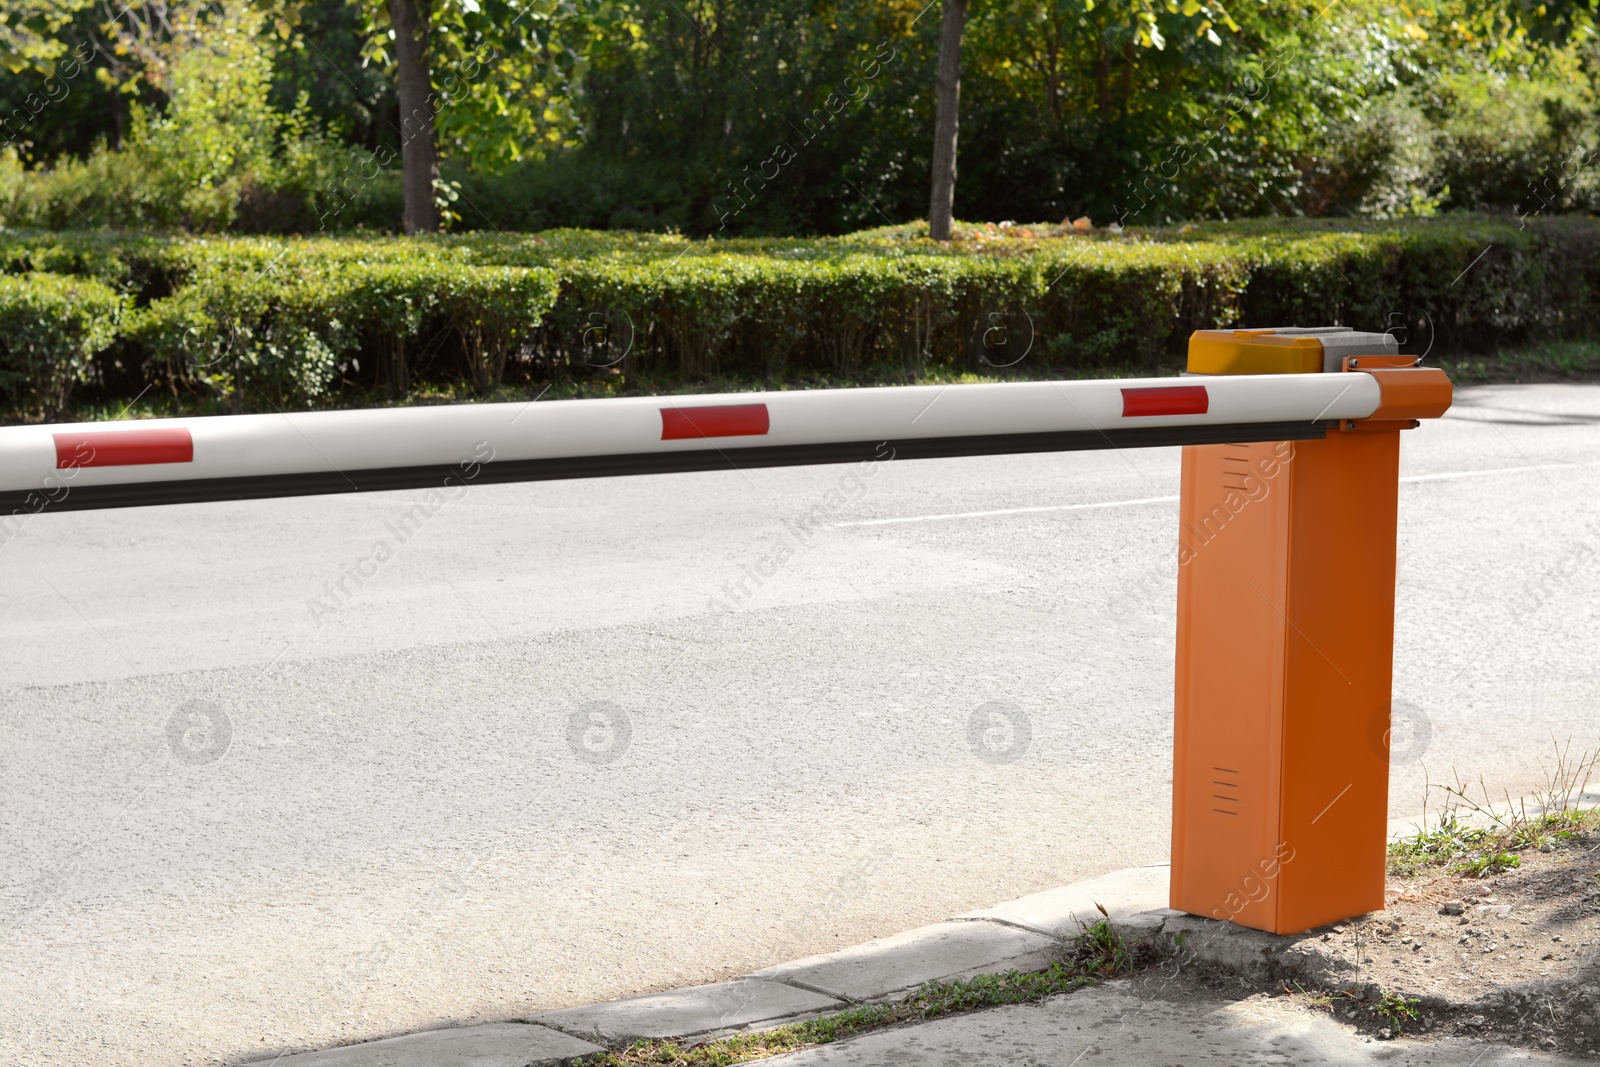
[126,261,559,409]
[520,218,1600,377]
[0,272,126,420]
[0,217,1596,420]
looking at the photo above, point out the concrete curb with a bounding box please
[532,862,1174,1047]
[239,1022,605,1067]
[531,977,844,1046]
[245,862,1172,1065]
[953,861,1170,938]
[245,800,1596,1064]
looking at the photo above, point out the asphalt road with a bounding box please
[3,383,1597,1067]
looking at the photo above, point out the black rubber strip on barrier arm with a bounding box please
[1,420,1334,515]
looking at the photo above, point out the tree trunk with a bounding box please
[1119,44,1134,117]
[389,0,439,235]
[1119,16,1135,117]
[1095,37,1110,112]
[1044,27,1062,123]
[927,0,966,242]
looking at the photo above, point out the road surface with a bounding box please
[2,383,1597,1066]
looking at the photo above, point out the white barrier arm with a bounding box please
[0,374,1380,513]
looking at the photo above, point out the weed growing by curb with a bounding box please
[1452,849,1522,879]
[1387,743,1599,878]
[582,920,1132,1066]
[1286,985,1422,1039]
[1375,991,1421,1034]
[1282,981,1354,1009]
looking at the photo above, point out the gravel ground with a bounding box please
[1302,829,1600,1054]
[1158,821,1600,1057]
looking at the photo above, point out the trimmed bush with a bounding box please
[429,265,562,394]
[522,217,1600,378]
[0,272,126,420]
[130,267,351,410]
[128,259,560,409]
[0,216,1597,420]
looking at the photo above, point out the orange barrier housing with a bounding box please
[1170,328,1452,934]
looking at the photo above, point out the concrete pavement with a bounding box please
[767,980,1589,1066]
[2,383,1598,1066]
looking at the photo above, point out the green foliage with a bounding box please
[6,1,286,231]
[1391,744,1600,878]
[6,0,1600,234]
[1299,90,1443,218]
[0,271,124,419]
[1429,69,1599,214]
[0,146,21,214]
[1,217,1596,422]
[133,2,280,229]
[1438,339,1600,382]
[517,216,1600,376]
[239,120,403,233]
[1375,991,1422,1033]
[960,0,1336,224]
[9,142,165,229]
[1387,813,1488,877]
[265,0,395,154]
[439,153,691,232]
[0,0,94,74]
[0,33,114,163]
[1508,805,1600,849]
[423,262,564,392]
[1068,905,1133,977]
[124,252,559,410]
[130,265,347,410]
[1453,850,1522,878]
[550,0,1600,233]
[423,0,645,171]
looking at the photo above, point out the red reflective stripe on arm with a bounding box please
[660,403,770,440]
[54,428,194,468]
[1121,385,1209,417]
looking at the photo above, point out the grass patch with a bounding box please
[1387,814,1490,878]
[1389,810,1599,877]
[1452,850,1522,879]
[583,919,1132,1066]
[1388,741,1599,877]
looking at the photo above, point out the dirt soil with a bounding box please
[1157,836,1600,1057]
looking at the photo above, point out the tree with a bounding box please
[429,0,643,173]
[0,0,94,73]
[929,0,1257,236]
[355,0,641,233]
[387,0,438,233]
[927,0,965,241]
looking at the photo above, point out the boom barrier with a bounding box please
[7,363,1395,514]
[2,325,1453,935]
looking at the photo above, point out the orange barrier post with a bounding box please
[1170,327,1453,934]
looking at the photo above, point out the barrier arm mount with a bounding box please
[1171,327,1452,934]
[2,326,1452,938]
